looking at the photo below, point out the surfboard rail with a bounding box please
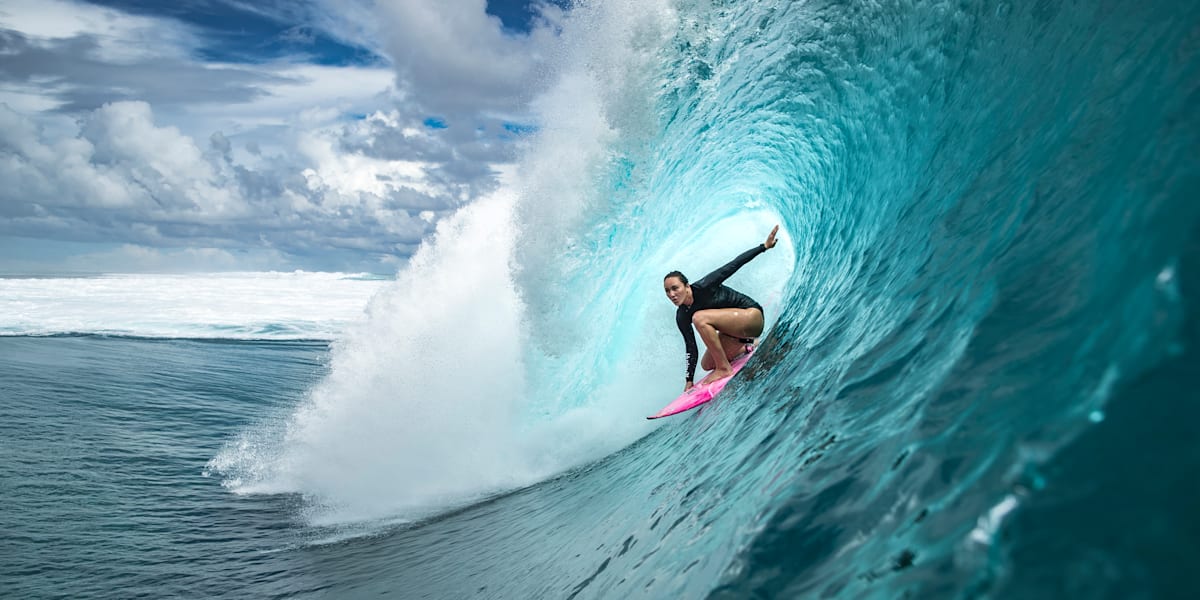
[646,348,754,419]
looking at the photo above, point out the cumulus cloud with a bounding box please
[375,0,549,115]
[0,0,559,272]
[0,101,457,270]
[317,0,562,120]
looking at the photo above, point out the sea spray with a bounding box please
[208,0,796,523]
[210,191,540,522]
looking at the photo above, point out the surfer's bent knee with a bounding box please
[746,307,765,337]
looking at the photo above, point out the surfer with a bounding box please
[665,225,779,391]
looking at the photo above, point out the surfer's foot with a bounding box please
[699,367,733,384]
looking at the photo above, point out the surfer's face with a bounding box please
[664,276,690,306]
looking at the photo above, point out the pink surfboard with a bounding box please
[647,348,755,419]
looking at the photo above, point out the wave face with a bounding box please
[211,0,1200,596]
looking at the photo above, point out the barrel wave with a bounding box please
[211,0,1200,597]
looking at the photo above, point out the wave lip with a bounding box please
[0,272,388,340]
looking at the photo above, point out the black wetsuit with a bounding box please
[675,244,766,382]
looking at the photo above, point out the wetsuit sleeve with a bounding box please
[693,244,767,289]
[677,309,698,382]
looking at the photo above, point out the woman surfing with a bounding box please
[664,225,779,391]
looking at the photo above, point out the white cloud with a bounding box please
[297,125,433,199]
[82,101,242,216]
[0,0,556,272]
[184,63,397,136]
[0,0,196,62]
[319,0,559,119]
[0,101,244,217]
[0,82,67,113]
[0,101,445,266]
[62,244,292,273]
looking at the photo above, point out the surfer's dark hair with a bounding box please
[664,271,688,285]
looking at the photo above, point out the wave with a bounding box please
[209,0,1200,596]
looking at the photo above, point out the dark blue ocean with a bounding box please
[3,0,1199,598]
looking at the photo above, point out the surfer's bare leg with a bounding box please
[700,334,754,371]
[692,308,764,384]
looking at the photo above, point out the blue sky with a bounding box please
[0,0,567,273]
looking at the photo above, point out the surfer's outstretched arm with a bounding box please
[693,225,780,288]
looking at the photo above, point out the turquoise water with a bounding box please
[0,337,328,597]
[4,0,1200,597]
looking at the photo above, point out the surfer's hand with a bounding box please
[684,381,694,392]
[764,225,779,250]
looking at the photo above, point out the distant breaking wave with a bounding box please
[0,272,387,340]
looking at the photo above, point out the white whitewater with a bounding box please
[0,272,387,340]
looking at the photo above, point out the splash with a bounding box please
[210,0,794,524]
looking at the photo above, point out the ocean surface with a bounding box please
[3,0,1199,598]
